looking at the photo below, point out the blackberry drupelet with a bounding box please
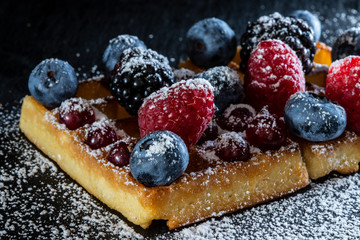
[240,12,316,74]
[110,47,174,116]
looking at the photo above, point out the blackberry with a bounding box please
[240,12,316,75]
[110,47,174,116]
[331,28,360,61]
[290,10,322,42]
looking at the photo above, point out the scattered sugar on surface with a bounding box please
[59,97,94,115]
[0,105,143,239]
[2,101,360,239]
[3,8,360,238]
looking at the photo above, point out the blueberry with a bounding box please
[195,66,243,115]
[290,10,321,42]
[331,28,360,61]
[284,91,346,142]
[28,58,78,108]
[130,131,189,187]
[102,34,146,73]
[186,18,237,68]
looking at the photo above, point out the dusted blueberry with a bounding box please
[284,91,347,142]
[332,28,360,61]
[196,66,243,115]
[290,10,322,42]
[28,58,78,108]
[130,131,189,187]
[186,18,237,68]
[102,34,146,73]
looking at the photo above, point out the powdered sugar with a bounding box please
[59,97,94,116]
[173,68,195,82]
[2,101,360,239]
[120,47,172,77]
[222,103,256,129]
[144,132,176,157]
[0,105,143,239]
[141,78,214,108]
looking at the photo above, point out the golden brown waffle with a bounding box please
[179,43,360,180]
[19,78,310,229]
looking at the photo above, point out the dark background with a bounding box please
[2,0,360,238]
[2,0,360,105]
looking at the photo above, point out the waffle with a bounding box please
[180,43,360,180]
[299,132,360,179]
[19,78,310,229]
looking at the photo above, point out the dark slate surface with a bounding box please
[1,0,360,239]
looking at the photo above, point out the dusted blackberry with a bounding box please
[332,28,360,61]
[110,47,174,116]
[240,12,316,74]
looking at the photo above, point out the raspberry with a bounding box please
[107,141,131,167]
[246,107,287,151]
[245,40,305,116]
[197,119,219,144]
[110,47,174,116]
[59,98,95,130]
[326,56,360,133]
[85,120,118,150]
[138,79,215,147]
[215,132,250,162]
[217,103,255,132]
[240,12,316,74]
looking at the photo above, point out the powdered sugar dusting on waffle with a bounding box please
[310,131,358,155]
[45,108,68,130]
[3,102,360,238]
[0,105,143,239]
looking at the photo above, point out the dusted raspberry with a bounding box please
[138,78,215,147]
[217,103,256,132]
[215,132,250,162]
[59,98,95,130]
[197,119,219,144]
[246,107,287,151]
[245,40,305,116]
[326,56,360,133]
